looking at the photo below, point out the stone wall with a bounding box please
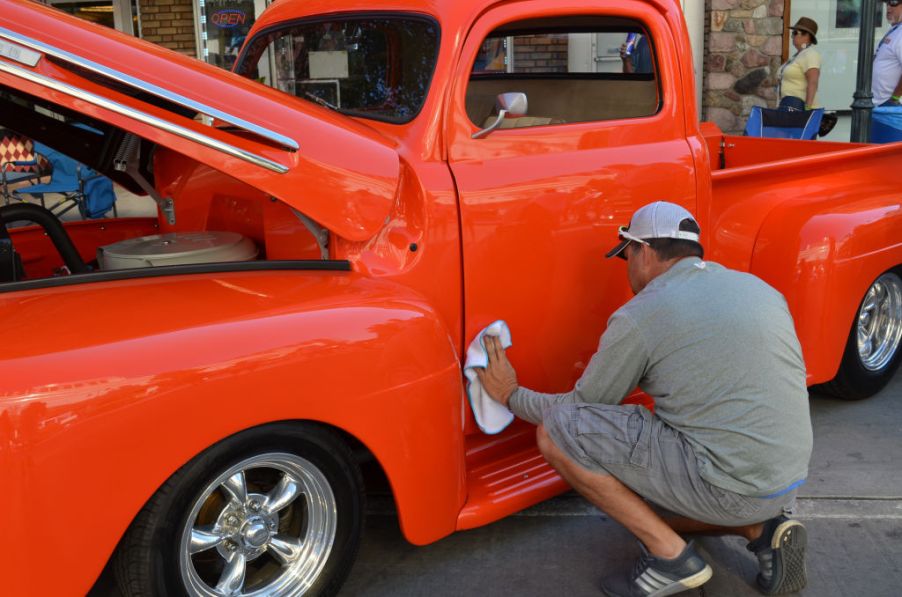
[139,0,197,58]
[703,0,786,134]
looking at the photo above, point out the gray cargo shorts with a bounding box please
[543,403,797,527]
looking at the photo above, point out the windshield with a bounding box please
[236,15,439,124]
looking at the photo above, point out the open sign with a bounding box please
[211,9,247,28]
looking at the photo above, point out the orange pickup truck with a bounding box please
[0,0,900,595]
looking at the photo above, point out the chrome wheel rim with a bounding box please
[179,453,337,596]
[857,272,902,372]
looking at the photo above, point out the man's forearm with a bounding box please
[621,57,634,74]
[893,77,902,100]
[508,386,580,425]
[507,311,647,424]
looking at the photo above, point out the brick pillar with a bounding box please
[512,35,569,73]
[702,0,786,134]
[139,0,198,58]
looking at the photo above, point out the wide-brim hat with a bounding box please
[789,17,818,45]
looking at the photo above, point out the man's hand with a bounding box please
[474,335,518,407]
[619,44,634,74]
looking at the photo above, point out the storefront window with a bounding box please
[197,0,267,70]
[789,0,891,111]
[50,0,137,35]
[52,1,115,27]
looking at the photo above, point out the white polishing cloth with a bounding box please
[464,320,515,434]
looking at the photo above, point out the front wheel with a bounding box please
[114,423,364,597]
[820,270,902,400]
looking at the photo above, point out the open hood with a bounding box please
[0,0,400,242]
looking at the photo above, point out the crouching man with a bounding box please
[477,201,812,596]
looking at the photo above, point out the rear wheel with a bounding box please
[114,423,364,596]
[821,270,902,400]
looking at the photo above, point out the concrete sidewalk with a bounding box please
[342,508,902,596]
[341,372,902,596]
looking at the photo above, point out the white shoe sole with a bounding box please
[649,564,713,597]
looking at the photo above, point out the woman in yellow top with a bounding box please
[778,17,821,111]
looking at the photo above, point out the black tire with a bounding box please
[114,422,364,597]
[818,269,902,400]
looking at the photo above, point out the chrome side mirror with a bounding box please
[472,108,508,139]
[472,92,528,139]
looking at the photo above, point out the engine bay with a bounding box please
[0,84,322,285]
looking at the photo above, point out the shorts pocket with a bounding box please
[574,405,651,469]
[705,482,760,521]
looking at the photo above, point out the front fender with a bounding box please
[0,270,465,596]
[750,198,902,384]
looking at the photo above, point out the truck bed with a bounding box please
[700,121,869,171]
[702,122,902,275]
[699,121,902,386]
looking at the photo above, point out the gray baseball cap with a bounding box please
[605,201,701,259]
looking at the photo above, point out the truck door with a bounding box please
[447,1,697,417]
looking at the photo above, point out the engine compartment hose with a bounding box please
[0,203,89,274]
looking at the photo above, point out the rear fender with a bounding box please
[750,199,902,384]
[0,270,465,596]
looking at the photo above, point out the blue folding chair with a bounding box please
[1,162,44,203]
[744,106,824,140]
[12,141,116,219]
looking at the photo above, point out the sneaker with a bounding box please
[601,540,713,597]
[746,515,807,595]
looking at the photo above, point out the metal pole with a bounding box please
[851,0,879,142]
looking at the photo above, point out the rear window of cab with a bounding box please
[236,15,439,124]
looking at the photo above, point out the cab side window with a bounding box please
[466,17,661,130]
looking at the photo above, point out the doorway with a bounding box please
[49,0,138,35]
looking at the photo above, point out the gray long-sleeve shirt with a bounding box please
[509,257,813,497]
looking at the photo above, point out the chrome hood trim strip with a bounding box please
[0,59,289,174]
[0,26,299,152]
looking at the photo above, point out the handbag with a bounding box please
[818,111,838,137]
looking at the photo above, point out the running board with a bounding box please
[457,422,569,530]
